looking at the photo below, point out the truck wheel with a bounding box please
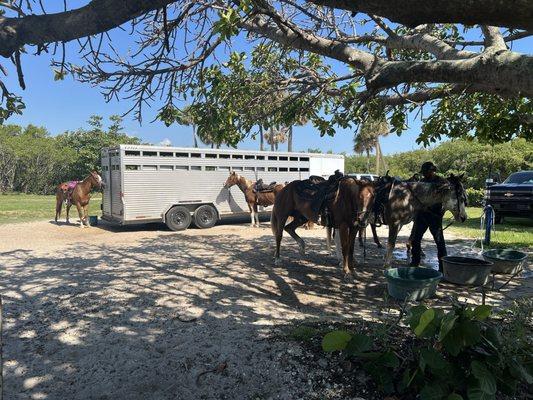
[193,204,218,229]
[166,206,192,231]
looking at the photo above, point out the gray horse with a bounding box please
[379,174,468,267]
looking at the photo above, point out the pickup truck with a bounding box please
[484,170,533,223]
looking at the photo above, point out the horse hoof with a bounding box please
[343,272,355,282]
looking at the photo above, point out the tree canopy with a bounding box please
[0,1,531,145]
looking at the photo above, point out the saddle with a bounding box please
[295,170,344,226]
[64,181,80,204]
[253,179,278,193]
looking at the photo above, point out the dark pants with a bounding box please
[410,211,447,270]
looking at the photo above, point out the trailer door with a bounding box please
[109,150,123,218]
[101,150,112,217]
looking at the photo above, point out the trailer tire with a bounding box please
[193,204,218,229]
[166,206,192,231]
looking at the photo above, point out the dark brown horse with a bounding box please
[55,171,103,227]
[223,172,284,227]
[271,177,375,277]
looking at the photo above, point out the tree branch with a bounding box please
[307,0,533,31]
[0,0,177,58]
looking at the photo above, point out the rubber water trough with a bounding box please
[88,215,98,226]
[482,249,527,275]
[384,267,442,301]
[442,256,493,286]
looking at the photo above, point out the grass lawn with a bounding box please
[0,193,102,225]
[446,207,533,249]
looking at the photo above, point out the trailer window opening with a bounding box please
[219,154,230,159]
[244,167,254,171]
[219,166,230,171]
[300,157,309,161]
[143,151,157,157]
[299,167,309,172]
[290,157,298,161]
[290,167,298,172]
[190,166,202,170]
[143,165,158,171]
[206,166,217,171]
[268,156,277,160]
[205,153,217,158]
[160,152,173,157]
[125,150,141,156]
[125,165,140,171]
[268,167,277,172]
[232,166,243,171]
[175,165,188,170]
[256,167,265,171]
[279,156,288,161]
[190,153,201,158]
[279,167,288,172]
[232,154,243,159]
[160,165,174,170]
[256,155,265,160]
[245,155,255,160]
[176,152,189,158]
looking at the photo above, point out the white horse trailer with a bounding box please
[100,145,344,230]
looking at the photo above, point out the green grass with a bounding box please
[446,207,533,249]
[0,193,102,225]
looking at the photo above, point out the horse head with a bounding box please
[90,171,104,189]
[223,171,239,189]
[356,181,375,227]
[442,173,467,222]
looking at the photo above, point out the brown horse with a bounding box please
[271,177,375,277]
[55,171,103,227]
[223,172,284,227]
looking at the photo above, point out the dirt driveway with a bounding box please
[0,219,530,399]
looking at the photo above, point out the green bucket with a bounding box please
[482,249,527,274]
[88,215,98,226]
[384,267,442,301]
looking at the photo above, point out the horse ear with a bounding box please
[385,170,390,177]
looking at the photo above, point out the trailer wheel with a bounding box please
[193,204,218,229]
[166,206,192,231]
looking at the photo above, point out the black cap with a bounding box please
[420,161,437,174]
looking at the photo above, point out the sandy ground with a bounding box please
[0,218,531,400]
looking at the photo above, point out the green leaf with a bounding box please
[345,333,372,356]
[509,359,533,384]
[439,312,458,341]
[420,348,449,371]
[472,305,492,321]
[447,394,464,400]
[415,308,436,336]
[407,305,428,329]
[467,383,496,400]
[321,330,352,352]
[471,361,497,395]
[420,383,447,400]
[379,351,400,368]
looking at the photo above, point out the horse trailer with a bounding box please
[100,145,344,230]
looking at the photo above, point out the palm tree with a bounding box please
[353,114,390,175]
[176,105,198,147]
[264,126,287,151]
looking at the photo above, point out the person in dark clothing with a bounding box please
[409,161,447,271]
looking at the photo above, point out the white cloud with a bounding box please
[159,138,172,147]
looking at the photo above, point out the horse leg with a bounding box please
[75,203,85,228]
[348,226,357,274]
[326,226,335,255]
[55,193,63,223]
[83,205,90,227]
[371,224,383,248]
[338,223,353,278]
[384,223,401,267]
[272,209,288,266]
[248,203,255,228]
[284,215,307,256]
[254,204,260,227]
[358,226,364,247]
[66,203,71,223]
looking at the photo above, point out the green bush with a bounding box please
[321,300,533,399]
[466,187,485,207]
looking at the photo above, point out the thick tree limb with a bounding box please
[0,0,176,58]
[307,0,533,31]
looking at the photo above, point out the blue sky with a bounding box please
[3,14,531,155]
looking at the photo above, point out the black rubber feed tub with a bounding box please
[442,256,493,286]
[482,249,527,274]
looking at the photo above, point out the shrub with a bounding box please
[466,187,485,207]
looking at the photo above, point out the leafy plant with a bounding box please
[321,302,532,399]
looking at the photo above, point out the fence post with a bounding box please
[483,205,494,246]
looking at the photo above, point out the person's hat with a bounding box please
[420,161,437,174]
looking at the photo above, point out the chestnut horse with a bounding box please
[223,172,284,227]
[55,171,103,227]
[271,177,375,277]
